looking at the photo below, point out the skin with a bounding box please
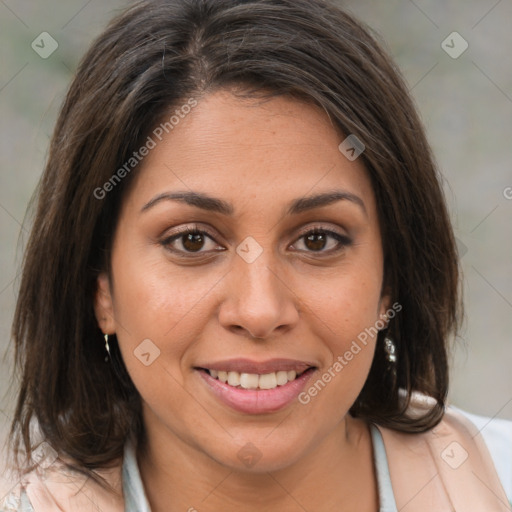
[95,90,391,512]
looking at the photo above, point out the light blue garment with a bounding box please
[370,425,398,512]
[122,440,151,512]
[3,407,512,511]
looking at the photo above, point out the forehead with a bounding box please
[123,90,376,218]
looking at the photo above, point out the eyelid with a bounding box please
[160,223,224,254]
[293,223,349,240]
[161,223,217,240]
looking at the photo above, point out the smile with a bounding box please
[196,359,317,414]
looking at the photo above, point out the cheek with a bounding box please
[110,240,224,336]
[108,244,226,391]
[108,256,216,430]
[292,257,383,396]
[295,278,381,414]
[299,260,384,340]
[107,249,233,449]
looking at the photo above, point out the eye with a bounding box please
[160,225,224,255]
[160,225,350,257]
[290,227,351,254]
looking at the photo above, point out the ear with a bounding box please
[377,284,393,324]
[94,272,116,335]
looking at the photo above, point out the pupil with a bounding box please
[183,232,204,251]
[305,233,326,251]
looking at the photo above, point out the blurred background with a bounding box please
[1,0,511,497]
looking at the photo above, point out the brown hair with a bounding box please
[9,0,462,480]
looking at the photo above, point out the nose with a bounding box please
[218,249,300,340]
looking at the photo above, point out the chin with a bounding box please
[202,431,316,474]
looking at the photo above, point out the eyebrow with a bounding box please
[288,191,367,217]
[140,190,367,217]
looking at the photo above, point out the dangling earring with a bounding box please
[104,334,111,362]
[384,336,397,363]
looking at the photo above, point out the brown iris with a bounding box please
[304,232,327,251]
[182,232,205,251]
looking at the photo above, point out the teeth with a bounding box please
[258,372,277,390]
[240,373,259,389]
[276,371,288,386]
[208,369,303,390]
[227,371,241,386]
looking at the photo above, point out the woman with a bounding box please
[3,0,512,510]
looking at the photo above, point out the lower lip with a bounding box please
[198,369,315,414]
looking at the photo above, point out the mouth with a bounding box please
[200,367,311,390]
[195,359,317,414]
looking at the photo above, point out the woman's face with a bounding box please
[95,90,390,472]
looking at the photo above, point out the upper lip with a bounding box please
[196,358,316,375]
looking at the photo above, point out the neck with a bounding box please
[137,415,378,512]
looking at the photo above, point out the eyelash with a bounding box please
[160,224,351,258]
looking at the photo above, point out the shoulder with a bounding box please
[451,405,512,502]
[0,458,124,512]
[376,394,512,510]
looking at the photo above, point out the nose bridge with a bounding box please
[239,250,280,304]
[218,242,299,339]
